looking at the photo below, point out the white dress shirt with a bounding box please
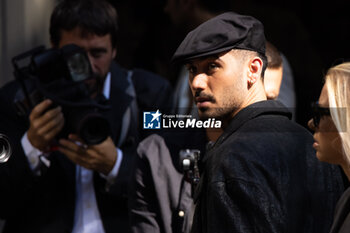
[21,73,123,233]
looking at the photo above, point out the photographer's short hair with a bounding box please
[50,0,118,48]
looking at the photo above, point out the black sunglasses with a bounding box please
[311,102,330,128]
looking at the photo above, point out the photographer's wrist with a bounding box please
[27,130,49,152]
[100,148,123,180]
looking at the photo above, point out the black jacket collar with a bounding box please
[212,100,291,150]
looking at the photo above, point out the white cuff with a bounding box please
[99,148,123,184]
[21,132,42,171]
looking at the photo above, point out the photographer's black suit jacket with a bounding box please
[0,61,173,233]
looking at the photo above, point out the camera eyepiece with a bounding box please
[0,134,12,163]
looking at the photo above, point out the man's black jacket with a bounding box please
[192,100,344,233]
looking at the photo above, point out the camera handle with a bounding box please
[12,46,46,109]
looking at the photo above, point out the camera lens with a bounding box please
[0,134,12,163]
[79,114,110,145]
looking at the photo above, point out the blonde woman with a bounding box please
[308,62,350,233]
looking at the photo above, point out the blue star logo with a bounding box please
[143,110,162,129]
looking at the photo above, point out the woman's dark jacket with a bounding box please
[330,187,350,233]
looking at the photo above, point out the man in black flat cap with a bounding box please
[173,12,344,233]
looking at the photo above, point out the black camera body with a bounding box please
[12,44,110,145]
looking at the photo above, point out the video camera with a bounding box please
[12,44,110,145]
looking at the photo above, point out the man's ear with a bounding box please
[247,57,263,85]
[112,48,117,59]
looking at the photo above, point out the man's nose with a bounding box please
[190,73,208,91]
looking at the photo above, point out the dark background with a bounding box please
[108,0,350,127]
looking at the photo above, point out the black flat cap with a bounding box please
[172,12,266,64]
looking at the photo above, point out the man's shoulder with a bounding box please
[110,62,174,111]
[241,112,312,137]
[131,68,172,93]
[132,69,173,111]
[236,117,313,154]
[110,61,170,86]
[129,68,174,111]
[213,114,314,168]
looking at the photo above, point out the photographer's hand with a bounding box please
[58,134,117,175]
[27,99,64,151]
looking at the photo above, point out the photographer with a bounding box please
[0,0,173,233]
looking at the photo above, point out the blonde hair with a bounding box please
[325,62,350,163]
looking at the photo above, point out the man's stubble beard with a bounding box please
[198,84,244,122]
